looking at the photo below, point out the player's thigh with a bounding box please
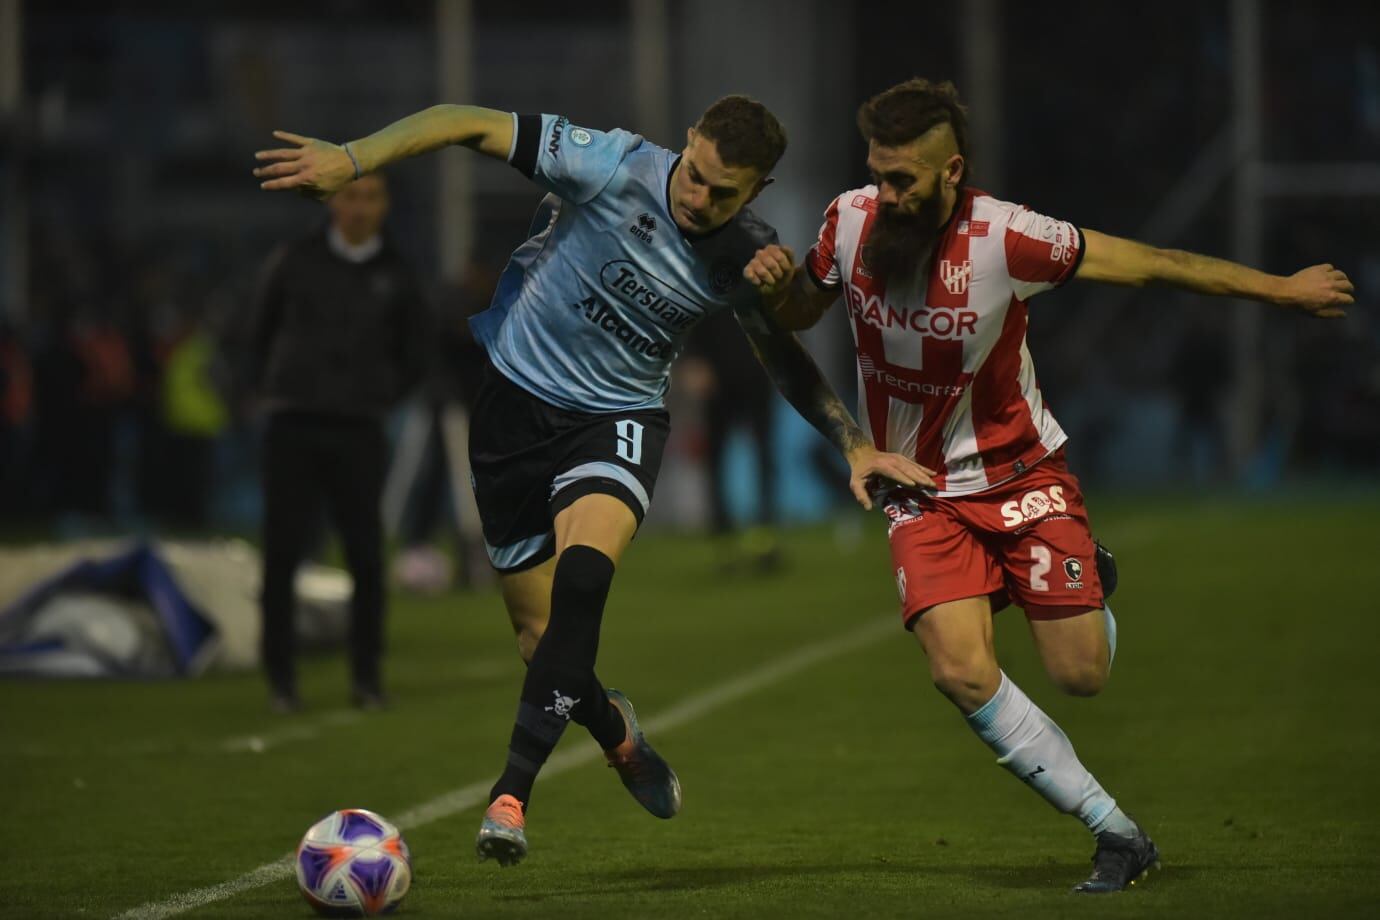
[1025,606,1108,696]
[549,407,669,564]
[911,595,1001,713]
[553,494,638,563]
[886,491,1005,629]
[501,556,556,661]
[467,366,561,575]
[995,461,1105,614]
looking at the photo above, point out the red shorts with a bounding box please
[885,448,1104,628]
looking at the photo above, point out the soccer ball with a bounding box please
[295,809,412,916]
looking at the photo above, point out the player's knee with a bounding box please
[515,624,543,663]
[1049,660,1107,697]
[554,544,616,603]
[930,656,1000,709]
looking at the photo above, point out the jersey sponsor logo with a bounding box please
[1000,485,1068,528]
[1050,230,1074,265]
[570,295,675,359]
[859,354,966,399]
[956,220,989,237]
[851,194,878,212]
[569,127,593,147]
[600,261,698,331]
[939,259,972,295]
[844,282,978,341]
[630,212,656,244]
[548,116,568,158]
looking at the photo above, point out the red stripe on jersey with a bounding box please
[915,192,979,487]
[806,197,842,286]
[1004,214,1080,285]
[970,294,1042,476]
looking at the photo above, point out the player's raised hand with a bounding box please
[743,244,796,301]
[1279,264,1355,318]
[845,444,936,511]
[253,131,357,199]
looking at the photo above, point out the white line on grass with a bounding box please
[220,709,361,754]
[112,615,896,920]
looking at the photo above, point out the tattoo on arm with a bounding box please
[742,325,870,458]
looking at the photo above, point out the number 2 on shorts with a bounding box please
[615,419,644,465]
[1029,544,1052,592]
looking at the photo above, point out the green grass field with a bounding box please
[5,496,1380,919]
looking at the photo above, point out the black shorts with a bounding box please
[469,361,670,573]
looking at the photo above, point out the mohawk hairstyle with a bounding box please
[856,78,969,158]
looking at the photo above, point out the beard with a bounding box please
[863,182,947,282]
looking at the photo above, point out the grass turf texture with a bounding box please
[4,496,1379,919]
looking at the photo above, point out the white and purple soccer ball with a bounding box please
[295,809,412,917]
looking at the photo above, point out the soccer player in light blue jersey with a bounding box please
[255,97,933,865]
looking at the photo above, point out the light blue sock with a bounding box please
[966,672,1137,837]
[1104,604,1118,671]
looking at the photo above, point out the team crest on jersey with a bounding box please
[709,258,738,295]
[939,259,972,295]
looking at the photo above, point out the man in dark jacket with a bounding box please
[248,171,428,711]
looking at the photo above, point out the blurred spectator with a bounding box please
[32,302,137,521]
[389,259,499,593]
[682,310,783,572]
[1171,314,1231,486]
[0,320,35,513]
[246,172,429,712]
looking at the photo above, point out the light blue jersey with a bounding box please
[469,113,778,413]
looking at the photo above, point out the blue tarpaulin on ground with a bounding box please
[0,542,217,678]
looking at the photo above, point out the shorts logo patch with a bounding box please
[884,495,925,532]
[1063,557,1084,589]
[1000,485,1068,528]
[895,567,908,602]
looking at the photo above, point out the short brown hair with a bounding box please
[857,78,969,156]
[694,95,788,174]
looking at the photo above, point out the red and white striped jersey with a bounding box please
[806,186,1083,496]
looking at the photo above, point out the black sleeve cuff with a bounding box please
[510,113,543,179]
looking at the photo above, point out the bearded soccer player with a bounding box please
[254,98,929,866]
[744,78,1354,893]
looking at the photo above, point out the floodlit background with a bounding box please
[1,2,1378,918]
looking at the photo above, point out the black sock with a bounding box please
[572,672,629,751]
[490,545,617,807]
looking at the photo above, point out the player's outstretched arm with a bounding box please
[744,244,839,331]
[253,105,514,199]
[737,317,935,509]
[1076,229,1355,318]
